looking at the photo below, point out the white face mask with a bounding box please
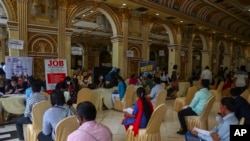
[66,81,70,85]
[216,115,222,122]
[77,118,81,125]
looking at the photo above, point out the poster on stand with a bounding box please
[44,59,67,90]
[5,56,33,79]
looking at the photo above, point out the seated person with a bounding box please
[148,77,163,106]
[25,76,36,101]
[122,87,153,135]
[96,74,104,88]
[230,87,250,125]
[177,79,212,135]
[129,74,139,85]
[111,76,126,104]
[67,101,113,141]
[16,82,48,141]
[38,89,75,141]
[185,97,238,141]
[5,77,23,94]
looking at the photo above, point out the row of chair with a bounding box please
[26,100,79,141]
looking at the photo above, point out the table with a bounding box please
[0,94,25,115]
[91,85,141,111]
[92,87,117,110]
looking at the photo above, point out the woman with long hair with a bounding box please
[122,87,153,136]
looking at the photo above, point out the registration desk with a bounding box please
[0,94,25,122]
[91,85,141,111]
[92,87,117,110]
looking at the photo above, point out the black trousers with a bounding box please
[178,107,197,131]
[16,116,32,140]
[37,132,53,141]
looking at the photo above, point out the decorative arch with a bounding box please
[28,34,57,53]
[192,33,207,50]
[148,22,176,45]
[128,44,141,58]
[1,0,17,21]
[66,1,122,36]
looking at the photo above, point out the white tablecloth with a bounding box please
[0,94,25,115]
[92,87,117,110]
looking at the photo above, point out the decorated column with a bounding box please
[17,0,28,56]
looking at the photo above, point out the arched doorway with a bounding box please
[149,23,170,71]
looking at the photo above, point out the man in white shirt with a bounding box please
[200,66,212,84]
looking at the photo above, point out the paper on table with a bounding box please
[123,107,133,114]
[192,127,211,136]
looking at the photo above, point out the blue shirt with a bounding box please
[189,88,212,115]
[42,104,68,140]
[118,81,126,100]
[25,87,32,101]
[198,113,238,141]
[150,84,163,105]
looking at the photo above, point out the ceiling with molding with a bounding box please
[0,0,250,45]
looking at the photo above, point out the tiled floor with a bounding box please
[1,99,220,141]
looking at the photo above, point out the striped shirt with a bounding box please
[24,92,48,120]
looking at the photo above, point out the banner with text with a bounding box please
[5,56,33,79]
[45,59,67,90]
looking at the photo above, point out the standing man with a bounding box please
[67,101,112,141]
[200,66,212,84]
[15,82,48,141]
[233,65,248,94]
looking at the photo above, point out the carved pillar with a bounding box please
[8,21,19,56]
[141,14,151,61]
[17,0,28,56]
[0,27,7,62]
[58,6,66,58]
[201,50,210,69]
[168,45,178,74]
[223,53,231,69]
[121,8,129,78]
[111,36,125,78]
[65,29,73,75]
[207,34,213,68]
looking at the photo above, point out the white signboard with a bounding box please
[44,59,67,90]
[126,50,134,57]
[159,50,165,56]
[5,56,33,79]
[71,47,82,55]
[8,39,24,50]
[196,55,200,60]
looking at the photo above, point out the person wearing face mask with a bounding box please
[38,89,75,141]
[67,101,113,141]
[185,97,238,141]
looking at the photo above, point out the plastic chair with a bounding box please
[185,96,215,130]
[154,89,167,109]
[240,89,250,100]
[26,100,51,141]
[54,116,79,141]
[210,81,224,102]
[126,103,167,141]
[173,86,198,112]
[113,85,135,112]
[73,88,93,109]
[239,117,245,125]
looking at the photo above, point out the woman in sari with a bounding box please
[122,87,153,136]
